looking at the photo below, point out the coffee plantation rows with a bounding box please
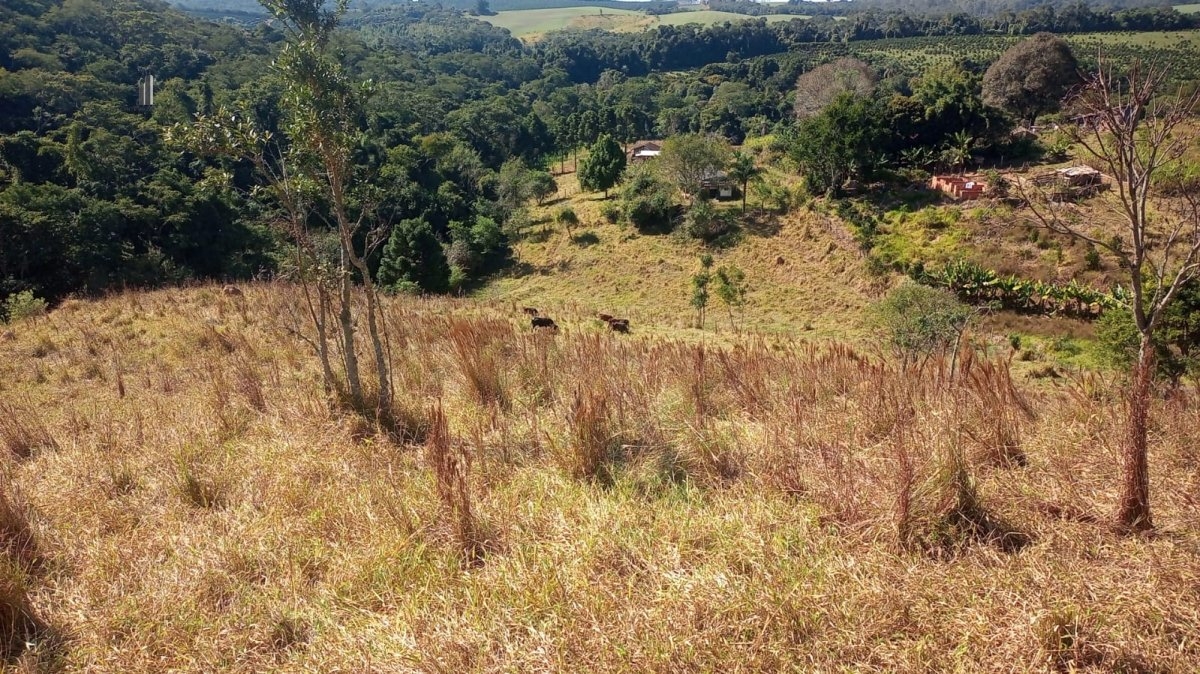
[816,30,1200,77]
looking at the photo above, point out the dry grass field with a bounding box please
[0,284,1198,672]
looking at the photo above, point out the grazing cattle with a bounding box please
[598,313,614,322]
[222,285,243,297]
[531,316,557,330]
[608,319,629,333]
[522,307,539,316]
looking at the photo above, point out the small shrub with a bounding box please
[599,201,621,224]
[556,207,579,232]
[621,163,676,232]
[1,291,47,323]
[1084,245,1101,271]
[682,200,736,241]
[982,169,1010,199]
[868,283,972,362]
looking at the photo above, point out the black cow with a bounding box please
[531,316,558,330]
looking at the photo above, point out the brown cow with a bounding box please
[598,313,614,322]
[222,285,243,297]
[531,316,558,330]
[522,307,539,316]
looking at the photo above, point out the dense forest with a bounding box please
[2,0,1198,315]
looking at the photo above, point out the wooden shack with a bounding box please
[1031,166,1105,200]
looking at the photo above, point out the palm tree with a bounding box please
[727,152,763,214]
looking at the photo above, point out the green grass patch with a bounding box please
[871,206,968,271]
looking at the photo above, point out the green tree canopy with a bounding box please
[982,32,1081,125]
[659,133,732,204]
[788,94,886,196]
[578,133,626,198]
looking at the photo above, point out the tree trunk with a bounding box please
[1117,333,1155,532]
[315,283,335,395]
[338,246,363,404]
[329,164,391,414]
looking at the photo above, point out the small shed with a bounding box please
[700,170,735,200]
[627,140,663,164]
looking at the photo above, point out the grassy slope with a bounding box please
[482,167,879,339]
[1178,3,1200,13]
[484,155,1118,356]
[1,286,1199,671]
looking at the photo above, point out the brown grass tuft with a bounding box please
[559,387,617,483]
[175,452,229,510]
[0,482,39,572]
[0,558,43,661]
[0,401,58,460]
[449,319,510,410]
[425,403,483,564]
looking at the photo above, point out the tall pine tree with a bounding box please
[578,134,626,198]
[378,218,451,293]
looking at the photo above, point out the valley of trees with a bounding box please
[2,0,1199,313]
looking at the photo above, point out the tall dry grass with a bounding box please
[0,401,58,460]
[426,403,483,564]
[0,283,1196,671]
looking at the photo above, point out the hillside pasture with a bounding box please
[2,286,1200,671]
[480,6,643,37]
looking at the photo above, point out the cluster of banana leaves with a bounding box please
[921,259,1126,318]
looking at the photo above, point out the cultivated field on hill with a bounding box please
[1,287,1199,671]
[480,6,803,39]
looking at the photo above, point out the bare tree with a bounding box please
[1020,59,1200,532]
